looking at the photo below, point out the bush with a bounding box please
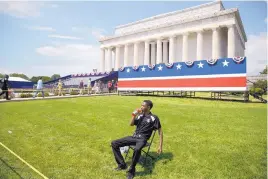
[37,92,50,97]
[80,89,87,95]
[249,88,264,96]
[53,90,66,96]
[70,90,79,95]
[20,93,33,98]
[253,80,267,90]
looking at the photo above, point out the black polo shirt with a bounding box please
[133,112,161,140]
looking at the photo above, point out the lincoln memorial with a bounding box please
[99,0,247,73]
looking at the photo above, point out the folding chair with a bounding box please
[124,130,156,165]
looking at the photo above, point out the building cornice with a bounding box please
[234,10,247,42]
[100,8,243,43]
[115,1,222,30]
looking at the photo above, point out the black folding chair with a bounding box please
[124,130,156,165]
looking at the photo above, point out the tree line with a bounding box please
[0,73,61,83]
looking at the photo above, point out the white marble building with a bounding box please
[99,0,247,73]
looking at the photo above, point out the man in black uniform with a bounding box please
[0,75,10,100]
[111,100,163,179]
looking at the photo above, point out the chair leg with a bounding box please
[144,153,148,166]
[125,148,130,160]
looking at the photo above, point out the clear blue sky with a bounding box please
[0,1,267,77]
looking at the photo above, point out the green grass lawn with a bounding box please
[0,96,267,179]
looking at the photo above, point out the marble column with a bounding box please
[144,40,150,65]
[124,44,129,67]
[115,45,121,70]
[107,47,112,72]
[133,41,140,66]
[212,27,220,59]
[163,40,168,63]
[150,42,156,64]
[227,24,236,58]
[196,30,204,60]
[169,36,176,63]
[157,38,163,64]
[182,33,189,62]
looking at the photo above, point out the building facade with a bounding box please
[99,1,247,73]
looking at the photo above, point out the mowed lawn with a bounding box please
[0,96,266,179]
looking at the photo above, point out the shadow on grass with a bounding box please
[0,158,23,179]
[126,152,173,177]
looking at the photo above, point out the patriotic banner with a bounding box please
[119,67,125,72]
[148,64,155,70]
[185,61,194,66]
[232,56,245,64]
[118,58,247,92]
[165,63,174,68]
[133,66,139,71]
[207,59,218,65]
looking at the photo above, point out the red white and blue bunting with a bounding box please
[207,59,218,65]
[165,63,174,68]
[148,64,156,70]
[232,56,245,64]
[185,61,194,66]
[133,66,139,71]
[119,67,125,72]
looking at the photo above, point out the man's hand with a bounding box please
[157,146,162,154]
[158,128,163,155]
[130,108,142,126]
[132,108,142,117]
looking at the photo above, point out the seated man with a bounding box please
[111,100,163,179]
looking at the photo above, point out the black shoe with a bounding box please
[126,172,135,179]
[114,165,127,171]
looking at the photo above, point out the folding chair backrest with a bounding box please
[147,130,156,146]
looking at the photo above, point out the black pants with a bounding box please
[0,89,8,100]
[108,87,112,93]
[111,136,147,173]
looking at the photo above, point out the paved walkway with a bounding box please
[0,93,118,103]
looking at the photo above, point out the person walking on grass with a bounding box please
[111,100,163,179]
[87,78,92,95]
[0,75,11,100]
[108,80,112,93]
[33,77,44,98]
[79,80,84,95]
[57,79,63,96]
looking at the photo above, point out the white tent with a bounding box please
[9,77,31,82]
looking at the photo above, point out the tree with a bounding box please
[253,80,267,89]
[50,74,61,80]
[42,76,51,83]
[31,76,51,83]
[9,73,30,80]
[30,76,39,83]
[0,74,4,78]
[260,65,267,74]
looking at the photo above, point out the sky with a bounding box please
[0,1,267,77]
